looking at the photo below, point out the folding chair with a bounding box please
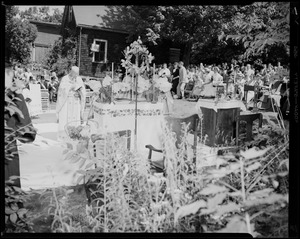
[85,130,131,206]
[236,112,263,145]
[146,114,200,175]
[41,89,50,112]
[184,81,195,100]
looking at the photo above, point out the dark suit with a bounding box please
[5,90,36,188]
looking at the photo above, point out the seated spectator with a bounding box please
[212,67,223,86]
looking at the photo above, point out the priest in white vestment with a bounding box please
[56,66,86,141]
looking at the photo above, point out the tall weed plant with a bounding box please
[50,114,288,236]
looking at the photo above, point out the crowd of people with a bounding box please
[152,60,289,101]
[11,65,61,118]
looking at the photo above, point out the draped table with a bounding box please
[195,99,246,147]
[92,101,164,154]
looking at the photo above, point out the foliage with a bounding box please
[44,35,78,78]
[102,4,290,65]
[44,112,288,236]
[102,5,239,66]
[18,6,63,23]
[4,89,37,233]
[221,2,290,60]
[5,6,38,64]
[102,6,161,45]
[191,37,245,65]
[8,111,287,235]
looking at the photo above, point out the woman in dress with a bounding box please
[56,66,86,141]
[199,67,216,98]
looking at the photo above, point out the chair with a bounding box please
[85,130,131,206]
[184,81,195,99]
[236,112,263,145]
[243,85,257,110]
[90,130,131,159]
[145,114,200,174]
[85,89,93,106]
[41,89,50,111]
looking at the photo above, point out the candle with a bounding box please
[152,63,156,103]
[131,73,133,100]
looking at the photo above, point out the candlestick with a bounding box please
[152,63,156,103]
[131,73,133,101]
[112,62,114,80]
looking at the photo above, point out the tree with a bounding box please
[156,6,233,66]
[101,5,160,44]
[103,5,239,66]
[19,6,63,23]
[5,6,38,64]
[44,33,77,78]
[220,2,290,60]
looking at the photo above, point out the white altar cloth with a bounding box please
[93,101,164,154]
[195,99,246,112]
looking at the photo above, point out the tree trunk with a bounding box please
[182,41,193,67]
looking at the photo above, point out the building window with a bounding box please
[92,39,107,63]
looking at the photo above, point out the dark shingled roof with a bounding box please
[72,6,128,34]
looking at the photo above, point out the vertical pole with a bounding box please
[130,73,133,101]
[152,63,155,103]
[111,62,114,103]
[78,27,82,72]
[134,54,139,151]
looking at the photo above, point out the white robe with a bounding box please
[56,74,86,142]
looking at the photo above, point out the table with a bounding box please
[195,99,246,147]
[92,101,164,153]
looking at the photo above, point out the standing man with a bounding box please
[56,66,86,142]
[177,61,188,99]
[244,64,254,84]
[171,62,180,98]
[158,63,171,80]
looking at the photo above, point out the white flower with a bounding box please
[154,77,172,92]
[121,82,131,92]
[86,80,102,92]
[123,75,132,84]
[102,75,113,87]
[80,126,91,138]
[135,76,151,94]
[112,82,122,93]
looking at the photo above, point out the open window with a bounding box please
[91,39,107,63]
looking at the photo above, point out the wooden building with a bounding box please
[61,6,129,78]
[29,20,61,64]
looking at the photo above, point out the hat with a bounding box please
[71,66,79,74]
[44,75,50,81]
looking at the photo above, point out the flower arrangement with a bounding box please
[134,76,151,94]
[153,76,172,93]
[120,37,155,101]
[121,37,154,75]
[66,125,90,141]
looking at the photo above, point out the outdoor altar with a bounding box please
[85,37,172,152]
[93,101,164,153]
